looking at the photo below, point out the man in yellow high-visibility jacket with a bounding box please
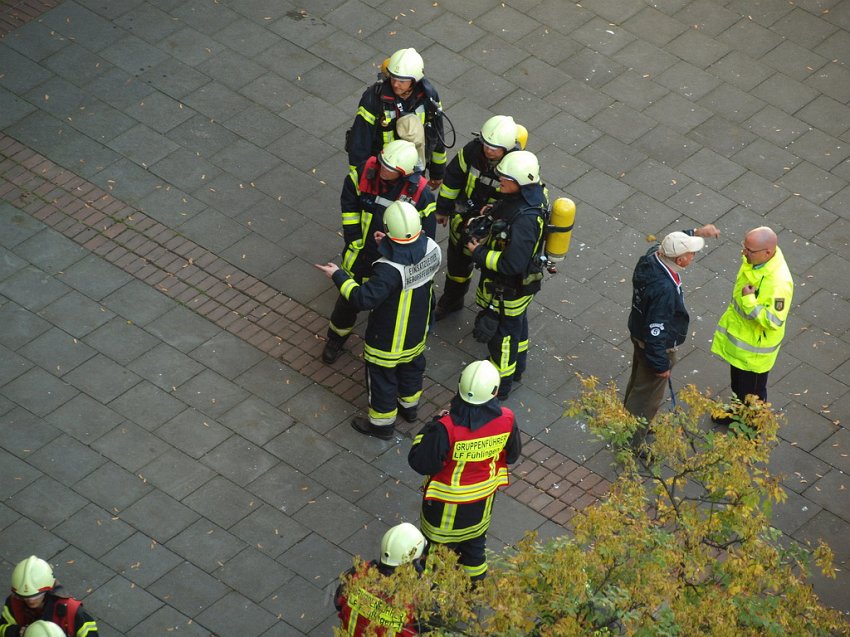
[711,226,793,412]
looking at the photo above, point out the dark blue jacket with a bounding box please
[627,246,690,373]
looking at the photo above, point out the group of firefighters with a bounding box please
[313,47,559,636]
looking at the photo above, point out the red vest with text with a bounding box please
[337,562,418,637]
[424,408,514,503]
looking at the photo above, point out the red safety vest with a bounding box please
[337,562,418,637]
[358,157,429,205]
[10,593,81,636]
[424,409,514,503]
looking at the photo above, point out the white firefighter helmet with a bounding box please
[384,201,422,244]
[11,556,54,597]
[21,622,65,637]
[379,139,419,177]
[480,115,518,152]
[386,48,424,82]
[458,360,501,405]
[381,522,426,567]
[496,150,540,186]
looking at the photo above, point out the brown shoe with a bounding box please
[351,416,395,440]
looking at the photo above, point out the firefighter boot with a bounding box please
[434,279,470,321]
[321,337,345,364]
[351,416,395,440]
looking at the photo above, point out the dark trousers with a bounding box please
[730,365,769,403]
[365,356,426,425]
[623,338,679,423]
[438,215,475,308]
[421,496,491,581]
[486,312,528,398]
[327,292,359,343]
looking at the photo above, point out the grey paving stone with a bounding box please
[677,148,747,190]
[92,421,169,472]
[278,531,352,587]
[0,202,45,250]
[803,469,850,521]
[743,105,810,147]
[44,44,112,89]
[63,354,142,403]
[2,366,78,417]
[113,2,181,42]
[39,1,126,49]
[195,48,265,91]
[171,0,240,33]
[567,169,634,211]
[216,547,292,603]
[1,405,59,458]
[0,44,53,94]
[0,345,31,388]
[261,574,334,635]
[0,266,72,312]
[229,504,311,560]
[788,129,850,172]
[355,477,420,524]
[176,207,248,252]
[292,487,371,542]
[753,72,820,115]
[149,560,229,617]
[731,138,801,182]
[36,291,115,339]
[559,48,626,90]
[100,33,170,74]
[189,331,265,377]
[102,531,184,587]
[779,161,846,206]
[219,233,293,279]
[632,124,699,167]
[197,589,278,637]
[7,474,88,528]
[798,288,850,338]
[173,369,251,419]
[668,29,731,69]
[223,105,294,149]
[150,147,222,193]
[50,544,116,597]
[102,279,176,326]
[0,446,41,501]
[156,407,230,458]
[83,67,155,111]
[717,17,784,59]
[128,342,205,391]
[192,172,267,217]
[263,420,342,474]
[774,362,847,412]
[136,184,205,227]
[689,116,758,158]
[166,517,244,570]
[183,475,260,528]
[771,485,821,535]
[246,461,325,515]
[773,7,838,48]
[44,392,122,445]
[85,573,164,633]
[89,158,163,203]
[796,510,850,568]
[107,123,179,167]
[201,435,278,486]
[0,517,66,562]
[719,171,790,214]
[74,461,152,511]
[27,433,105,484]
[656,60,721,101]
[157,26,224,67]
[282,382,355,435]
[57,254,133,302]
[139,448,215,500]
[2,20,69,62]
[126,606,210,637]
[770,439,833,495]
[811,427,850,474]
[488,493,547,544]
[55,502,135,557]
[621,159,690,202]
[665,182,736,224]
[84,317,161,367]
[124,90,195,134]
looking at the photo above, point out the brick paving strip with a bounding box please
[0,131,611,526]
[0,0,60,35]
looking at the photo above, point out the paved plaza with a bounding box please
[1,0,849,633]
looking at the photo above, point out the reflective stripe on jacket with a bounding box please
[711,246,793,373]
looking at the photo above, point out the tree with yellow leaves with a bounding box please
[334,378,848,636]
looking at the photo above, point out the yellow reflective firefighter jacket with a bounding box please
[711,246,793,374]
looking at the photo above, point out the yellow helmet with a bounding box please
[480,115,518,152]
[384,201,422,243]
[379,139,419,177]
[458,360,501,405]
[21,622,65,637]
[496,150,540,186]
[386,48,424,82]
[11,556,54,597]
[516,123,528,150]
[381,522,426,566]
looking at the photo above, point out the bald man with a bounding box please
[711,227,793,412]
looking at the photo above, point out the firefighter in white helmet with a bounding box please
[316,201,441,439]
[346,48,446,189]
[2,556,99,636]
[408,360,521,580]
[322,139,437,365]
[335,522,427,635]
[433,115,525,321]
[465,150,548,399]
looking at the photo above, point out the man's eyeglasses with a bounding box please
[741,242,769,254]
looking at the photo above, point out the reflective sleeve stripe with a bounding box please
[431,150,447,165]
[1,604,16,626]
[457,151,468,173]
[715,326,781,354]
[420,201,436,218]
[733,298,784,326]
[440,184,461,200]
[356,105,376,125]
[484,251,500,270]
[77,621,98,637]
[340,278,359,299]
[341,212,360,225]
[412,434,424,445]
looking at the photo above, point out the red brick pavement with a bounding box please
[0,131,611,523]
[0,0,61,36]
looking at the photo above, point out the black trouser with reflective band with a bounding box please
[439,213,475,308]
[365,356,426,425]
[421,495,493,580]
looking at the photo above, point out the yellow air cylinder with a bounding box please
[545,197,576,262]
[516,124,528,150]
